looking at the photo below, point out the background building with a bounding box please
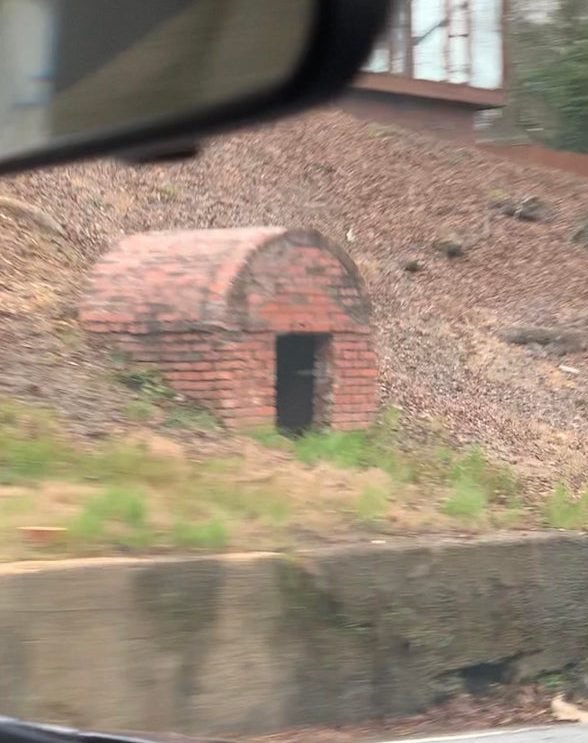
[342,0,506,142]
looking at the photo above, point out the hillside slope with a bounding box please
[1,107,588,492]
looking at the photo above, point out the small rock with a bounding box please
[86,429,108,439]
[402,259,423,273]
[559,365,580,376]
[492,195,551,222]
[501,326,559,346]
[500,326,588,354]
[571,220,588,245]
[434,239,464,258]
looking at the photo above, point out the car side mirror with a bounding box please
[0,0,390,173]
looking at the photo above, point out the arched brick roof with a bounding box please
[81,227,371,334]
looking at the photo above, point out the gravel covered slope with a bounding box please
[1,107,588,486]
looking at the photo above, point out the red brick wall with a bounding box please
[81,229,378,430]
[331,334,378,430]
[225,238,378,429]
[231,239,370,332]
[105,330,242,415]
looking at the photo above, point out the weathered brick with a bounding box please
[82,227,377,429]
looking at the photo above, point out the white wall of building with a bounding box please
[364,0,503,90]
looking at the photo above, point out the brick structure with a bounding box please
[81,228,378,431]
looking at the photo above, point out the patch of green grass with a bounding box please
[56,327,84,349]
[68,487,152,549]
[0,401,19,427]
[442,446,520,522]
[436,446,454,467]
[244,426,293,451]
[0,397,549,555]
[0,399,58,432]
[377,407,402,438]
[538,672,566,694]
[0,438,57,480]
[377,450,420,483]
[0,401,313,554]
[369,411,426,483]
[0,408,185,490]
[172,519,229,550]
[68,506,105,543]
[82,442,183,488]
[252,427,370,467]
[0,401,72,483]
[118,371,218,432]
[110,349,132,366]
[450,447,488,481]
[171,460,289,528]
[115,368,175,401]
[293,430,370,468]
[450,447,520,505]
[250,419,521,528]
[199,481,290,525]
[157,184,180,200]
[200,457,241,475]
[81,487,147,527]
[0,492,35,518]
[164,406,218,432]
[490,507,524,529]
[125,399,156,423]
[442,477,488,521]
[0,427,75,483]
[242,487,290,525]
[356,486,389,523]
[543,483,588,530]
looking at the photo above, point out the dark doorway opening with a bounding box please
[276,334,320,434]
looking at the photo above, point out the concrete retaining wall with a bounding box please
[1,534,588,736]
